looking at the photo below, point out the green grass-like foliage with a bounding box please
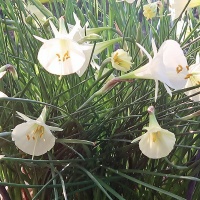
[0,0,200,199]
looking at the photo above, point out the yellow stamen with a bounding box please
[113,52,122,65]
[151,131,160,142]
[185,74,192,79]
[63,51,70,61]
[56,54,61,61]
[56,51,70,62]
[186,66,189,71]
[26,125,44,141]
[176,65,183,73]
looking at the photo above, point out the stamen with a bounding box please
[186,66,189,71]
[176,65,183,74]
[113,52,122,65]
[63,51,70,61]
[152,131,160,142]
[26,135,30,141]
[56,54,61,61]
[185,74,192,79]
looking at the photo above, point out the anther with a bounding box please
[176,65,183,74]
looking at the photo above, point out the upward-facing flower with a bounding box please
[12,107,63,158]
[169,0,200,20]
[118,39,188,101]
[131,106,176,159]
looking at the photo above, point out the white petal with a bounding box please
[136,42,152,61]
[151,38,157,55]
[155,79,159,101]
[0,71,6,79]
[76,45,93,77]
[46,125,63,132]
[164,83,172,96]
[34,35,48,43]
[16,111,33,122]
[0,91,8,98]
[37,106,47,123]
[49,20,59,37]
[38,38,86,75]
[139,127,176,159]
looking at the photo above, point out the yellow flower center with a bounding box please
[113,52,123,65]
[151,131,160,142]
[56,51,70,62]
[26,125,44,141]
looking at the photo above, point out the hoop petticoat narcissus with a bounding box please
[131,106,176,159]
[111,49,132,72]
[118,39,188,101]
[34,16,93,76]
[12,107,63,158]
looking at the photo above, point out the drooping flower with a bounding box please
[169,0,200,21]
[184,54,200,102]
[0,64,18,97]
[12,107,63,158]
[111,49,132,72]
[143,1,162,20]
[131,106,176,159]
[118,39,188,101]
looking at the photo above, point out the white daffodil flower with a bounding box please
[118,39,188,101]
[12,107,63,158]
[169,0,200,21]
[184,54,200,102]
[111,49,132,72]
[34,16,93,76]
[131,106,176,159]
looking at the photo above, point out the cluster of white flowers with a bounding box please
[8,1,200,160]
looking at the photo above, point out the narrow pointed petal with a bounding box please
[131,135,143,143]
[151,38,157,55]
[37,106,47,122]
[136,42,153,61]
[164,83,172,96]
[0,71,6,79]
[16,112,33,122]
[59,16,68,35]
[49,20,59,37]
[34,35,48,43]
[46,125,63,131]
[155,79,159,101]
